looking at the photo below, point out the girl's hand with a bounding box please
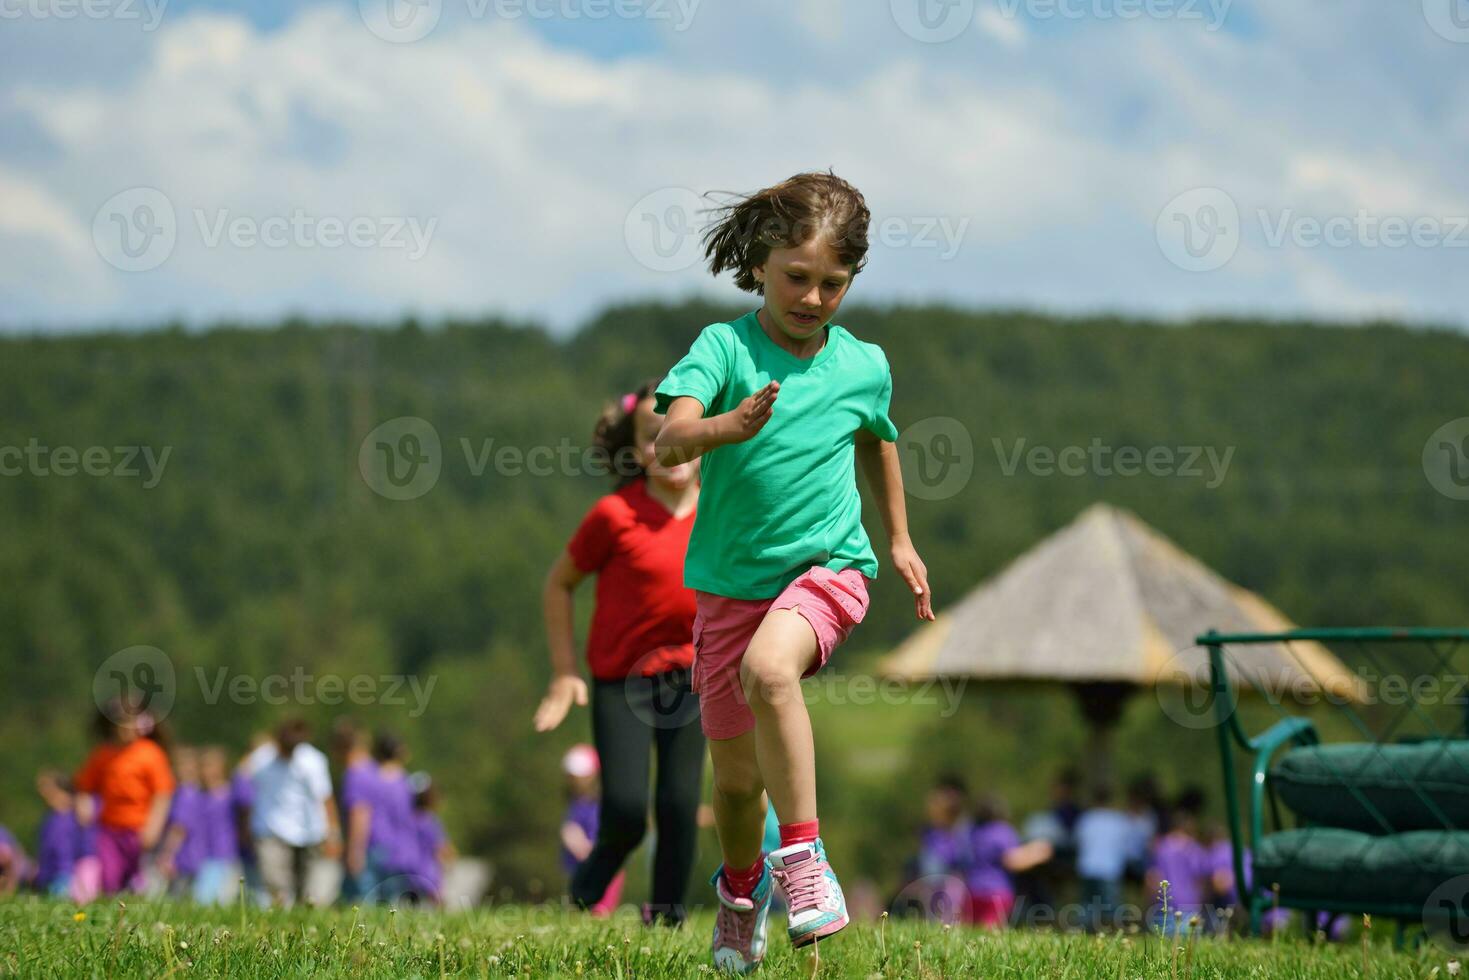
[720,381,779,444]
[891,535,934,621]
[533,674,588,732]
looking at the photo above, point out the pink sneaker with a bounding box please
[710,866,772,973]
[767,839,848,947]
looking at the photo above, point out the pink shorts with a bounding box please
[692,566,871,741]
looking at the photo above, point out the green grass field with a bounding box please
[0,898,1458,978]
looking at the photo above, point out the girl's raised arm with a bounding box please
[654,383,779,467]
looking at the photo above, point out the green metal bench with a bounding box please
[1199,628,1469,939]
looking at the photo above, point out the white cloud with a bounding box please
[1,0,1465,332]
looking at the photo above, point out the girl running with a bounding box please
[74,698,176,895]
[653,171,934,971]
[534,379,705,926]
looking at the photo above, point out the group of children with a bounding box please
[2,704,452,907]
[911,770,1251,935]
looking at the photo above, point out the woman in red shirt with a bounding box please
[534,378,703,926]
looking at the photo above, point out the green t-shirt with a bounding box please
[654,310,899,599]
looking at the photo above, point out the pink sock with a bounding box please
[779,819,820,849]
[723,857,765,899]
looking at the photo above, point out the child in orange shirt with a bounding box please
[74,698,176,894]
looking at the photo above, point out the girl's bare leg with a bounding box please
[740,608,820,825]
[708,731,766,870]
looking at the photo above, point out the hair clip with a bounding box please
[621,392,639,415]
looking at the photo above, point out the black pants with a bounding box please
[571,668,705,923]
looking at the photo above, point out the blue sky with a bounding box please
[2,0,1466,334]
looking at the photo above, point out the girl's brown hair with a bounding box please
[591,378,660,488]
[702,171,871,294]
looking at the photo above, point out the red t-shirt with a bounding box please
[567,478,697,681]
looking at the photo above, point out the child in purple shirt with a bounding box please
[369,732,417,901]
[160,747,205,895]
[189,747,240,905]
[331,719,380,903]
[0,825,24,896]
[966,794,1053,929]
[34,770,87,897]
[901,777,972,925]
[231,741,264,904]
[1146,788,1211,935]
[411,775,452,906]
[560,745,623,917]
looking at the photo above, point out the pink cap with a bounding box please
[562,743,600,778]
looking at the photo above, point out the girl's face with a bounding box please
[926,788,960,827]
[201,751,228,788]
[175,748,200,785]
[633,397,697,487]
[753,235,853,342]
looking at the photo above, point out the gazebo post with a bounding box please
[1070,681,1137,794]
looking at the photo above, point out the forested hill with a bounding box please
[2,301,1466,891]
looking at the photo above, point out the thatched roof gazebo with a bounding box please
[879,503,1365,784]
